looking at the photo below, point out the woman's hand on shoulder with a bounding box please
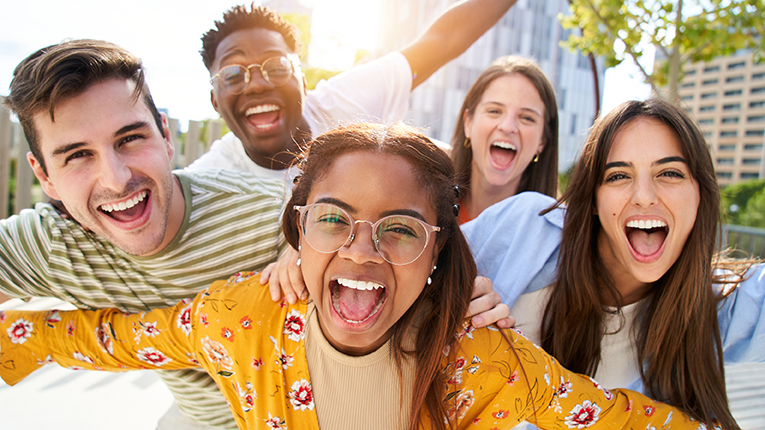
[468,276,515,328]
[260,247,308,304]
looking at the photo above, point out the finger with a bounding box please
[494,316,516,329]
[470,303,510,328]
[286,263,308,301]
[260,263,275,284]
[465,290,502,319]
[471,276,493,299]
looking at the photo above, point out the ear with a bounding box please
[210,89,220,113]
[462,109,473,139]
[159,113,175,161]
[27,152,61,200]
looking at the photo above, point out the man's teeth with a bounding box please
[492,141,517,151]
[337,278,384,291]
[101,191,147,213]
[246,104,280,116]
[626,219,667,229]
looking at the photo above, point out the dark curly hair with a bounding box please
[200,3,302,70]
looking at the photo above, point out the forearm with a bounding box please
[0,299,197,386]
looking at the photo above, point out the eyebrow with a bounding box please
[50,121,151,158]
[314,197,428,222]
[219,49,286,66]
[604,156,688,170]
[482,101,542,117]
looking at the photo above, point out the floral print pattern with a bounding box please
[0,271,720,430]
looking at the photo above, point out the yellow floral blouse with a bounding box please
[0,272,716,429]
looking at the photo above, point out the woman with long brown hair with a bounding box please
[464,99,765,430]
[0,123,714,429]
[450,56,558,224]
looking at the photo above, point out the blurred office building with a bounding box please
[376,0,605,171]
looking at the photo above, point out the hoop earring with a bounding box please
[296,245,302,267]
[463,137,471,149]
[533,153,540,163]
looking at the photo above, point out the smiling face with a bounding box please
[464,73,545,198]
[28,78,185,256]
[210,27,306,168]
[299,151,439,356]
[595,118,700,301]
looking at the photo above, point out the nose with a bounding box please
[631,175,658,208]
[497,113,518,134]
[337,221,385,265]
[98,150,132,192]
[243,66,273,93]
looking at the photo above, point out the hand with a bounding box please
[260,247,308,304]
[466,276,515,329]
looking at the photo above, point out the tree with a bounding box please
[560,0,765,104]
[721,178,765,227]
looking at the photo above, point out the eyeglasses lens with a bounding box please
[218,57,293,94]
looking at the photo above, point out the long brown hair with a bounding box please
[282,123,477,430]
[541,99,742,429]
[450,56,558,199]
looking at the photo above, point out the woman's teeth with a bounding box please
[492,141,517,151]
[336,278,384,291]
[626,219,667,230]
[100,191,147,213]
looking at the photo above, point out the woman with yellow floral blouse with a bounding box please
[1,123,721,429]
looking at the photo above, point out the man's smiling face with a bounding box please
[28,78,184,256]
[210,27,307,169]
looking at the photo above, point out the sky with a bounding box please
[0,0,649,128]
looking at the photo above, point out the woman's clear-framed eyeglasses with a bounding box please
[210,56,296,94]
[294,203,441,266]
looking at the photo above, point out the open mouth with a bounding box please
[625,219,668,257]
[331,278,387,324]
[245,104,282,131]
[99,190,149,222]
[489,141,517,168]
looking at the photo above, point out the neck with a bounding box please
[597,233,651,307]
[147,175,186,256]
[465,168,519,219]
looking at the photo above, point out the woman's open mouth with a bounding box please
[625,219,668,260]
[330,278,387,324]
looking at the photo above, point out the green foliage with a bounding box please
[558,163,577,196]
[281,12,312,60]
[721,178,765,227]
[560,0,765,100]
[303,67,342,90]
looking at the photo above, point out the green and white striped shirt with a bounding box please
[0,169,287,428]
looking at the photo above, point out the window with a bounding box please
[701,92,717,99]
[705,65,721,73]
[723,103,742,111]
[752,87,765,94]
[717,158,734,165]
[717,172,733,179]
[748,115,765,123]
[699,118,715,125]
[722,117,740,124]
[744,144,764,151]
[720,130,738,137]
[754,72,765,80]
[682,95,694,101]
[726,76,745,83]
[750,101,765,108]
[699,105,716,112]
[703,131,713,138]
[742,158,761,165]
[703,79,719,85]
[719,144,736,151]
[741,172,760,179]
[685,69,697,76]
[681,82,696,88]
[728,61,746,70]
[745,129,765,137]
[724,89,742,96]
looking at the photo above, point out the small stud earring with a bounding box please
[427,265,437,285]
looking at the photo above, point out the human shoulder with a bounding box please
[175,169,287,201]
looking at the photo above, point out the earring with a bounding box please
[533,152,540,163]
[463,137,471,149]
[427,265,437,285]
[296,245,302,267]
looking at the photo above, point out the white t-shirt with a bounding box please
[186,51,414,186]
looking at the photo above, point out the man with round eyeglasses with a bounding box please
[187,0,520,185]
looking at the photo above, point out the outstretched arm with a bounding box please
[402,0,518,89]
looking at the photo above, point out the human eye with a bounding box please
[64,150,91,164]
[659,169,687,179]
[380,217,421,238]
[221,66,245,84]
[604,171,629,183]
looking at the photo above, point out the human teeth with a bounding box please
[626,219,667,229]
[246,104,280,116]
[101,191,147,213]
[492,141,517,151]
[337,278,383,291]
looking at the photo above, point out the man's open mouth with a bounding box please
[99,190,148,222]
[245,104,282,131]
